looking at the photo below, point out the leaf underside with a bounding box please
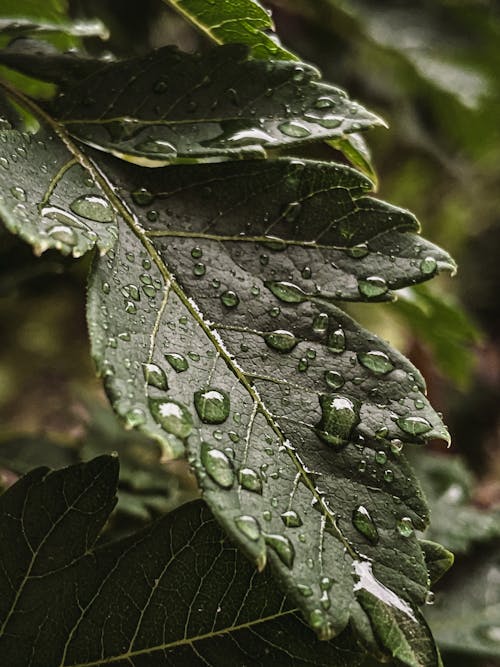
[0,42,454,665]
[0,456,364,667]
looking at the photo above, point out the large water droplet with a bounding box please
[235,515,261,541]
[280,510,302,527]
[70,194,115,223]
[397,516,413,537]
[396,415,432,436]
[327,327,346,354]
[143,362,168,390]
[238,467,263,494]
[220,290,239,308]
[278,121,311,138]
[316,394,359,447]
[165,353,188,373]
[149,397,193,437]
[265,330,298,353]
[47,225,77,246]
[265,280,306,303]
[358,350,394,375]
[201,442,234,488]
[352,505,379,544]
[313,312,329,333]
[194,388,230,424]
[358,276,388,298]
[264,533,295,568]
[420,256,437,275]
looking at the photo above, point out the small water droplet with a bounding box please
[301,265,312,279]
[10,186,26,201]
[324,370,344,390]
[235,515,261,541]
[143,362,168,390]
[315,96,335,109]
[47,225,77,246]
[149,397,193,437]
[390,438,403,454]
[375,450,387,465]
[265,280,306,303]
[352,505,379,544]
[191,246,202,259]
[384,469,394,483]
[265,330,297,353]
[425,591,435,605]
[238,467,263,494]
[298,357,308,372]
[358,276,388,298]
[194,388,230,424]
[397,517,414,538]
[131,188,154,206]
[420,257,437,275]
[358,459,367,473]
[269,306,281,318]
[358,350,394,375]
[135,139,177,158]
[201,442,234,488]
[193,262,206,277]
[278,121,311,138]
[327,327,346,354]
[397,415,432,436]
[220,290,239,308]
[70,194,115,223]
[316,394,360,448]
[298,584,313,597]
[264,533,295,567]
[313,312,329,333]
[102,281,110,294]
[283,201,302,223]
[280,510,302,527]
[125,407,146,427]
[164,353,188,373]
[347,243,369,258]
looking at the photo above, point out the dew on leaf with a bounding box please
[125,407,146,428]
[193,262,206,277]
[10,186,26,201]
[278,120,311,138]
[358,350,394,375]
[358,276,388,298]
[235,515,261,541]
[135,139,177,157]
[191,246,202,259]
[347,243,369,259]
[238,467,263,494]
[313,312,329,333]
[316,394,359,447]
[352,505,379,544]
[396,415,432,436]
[201,442,234,488]
[327,327,346,353]
[397,516,414,538]
[420,256,437,275]
[131,188,154,206]
[47,225,77,246]
[375,450,387,465]
[143,363,168,390]
[298,584,313,597]
[324,370,344,390]
[70,194,115,223]
[194,388,230,424]
[220,290,239,308]
[149,397,193,437]
[280,510,302,527]
[264,533,295,568]
[298,357,308,372]
[265,330,297,352]
[265,280,306,303]
[282,201,302,222]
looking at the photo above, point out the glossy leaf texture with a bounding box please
[0,47,454,664]
[164,0,296,60]
[0,456,364,667]
[0,44,384,164]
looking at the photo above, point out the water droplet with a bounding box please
[238,467,262,494]
[201,442,234,488]
[327,327,346,353]
[265,330,297,353]
[10,186,26,201]
[188,351,200,361]
[384,469,394,483]
[191,246,202,259]
[358,276,388,298]
[265,280,306,303]
[315,96,335,109]
[397,517,414,538]
[324,370,345,390]
[358,350,394,375]
[269,306,281,318]
[125,301,136,314]
[235,515,261,541]
[102,281,110,294]
[281,510,302,527]
[143,363,168,390]
[298,357,308,372]
[390,438,403,454]
[309,608,326,629]
[135,139,177,158]
[425,591,435,605]
[70,194,115,223]
[420,257,437,275]
[375,450,387,465]
[264,533,295,567]
[301,265,312,279]
[298,584,313,597]
[278,121,311,138]
[220,290,239,308]
[165,353,188,373]
[125,407,146,427]
[47,225,76,246]
[352,505,379,544]
[260,253,269,265]
[358,459,367,473]
[193,262,206,277]
[414,398,425,410]
[347,243,369,259]
[313,312,329,333]
[262,510,272,521]
[131,188,154,206]
[316,394,360,447]
[194,388,230,424]
[396,416,432,436]
[283,201,302,223]
[149,398,193,437]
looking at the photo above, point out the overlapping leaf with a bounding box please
[0,456,364,667]
[0,44,383,164]
[0,44,454,664]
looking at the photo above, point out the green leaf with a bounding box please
[419,540,454,586]
[0,456,364,666]
[425,544,500,659]
[328,133,378,188]
[0,51,454,662]
[411,451,500,555]
[0,44,384,164]
[164,0,297,60]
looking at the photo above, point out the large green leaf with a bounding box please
[0,44,383,164]
[0,47,453,664]
[164,0,296,60]
[0,456,364,667]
